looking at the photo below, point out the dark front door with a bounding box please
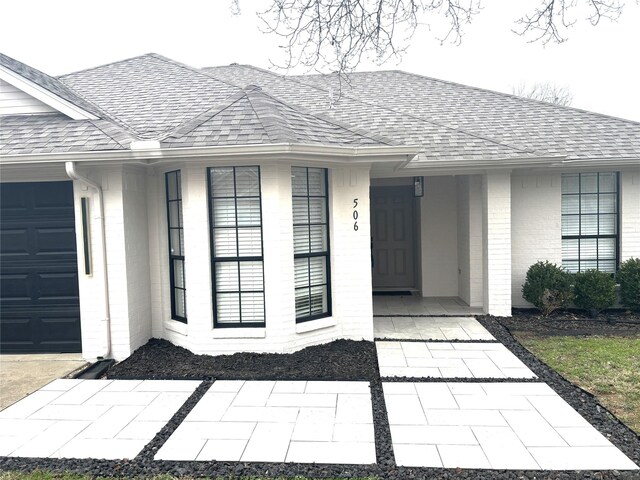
[370,185,417,290]
[0,181,82,353]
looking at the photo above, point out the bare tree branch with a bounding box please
[512,81,574,106]
[231,0,627,76]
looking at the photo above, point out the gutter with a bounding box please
[64,162,111,360]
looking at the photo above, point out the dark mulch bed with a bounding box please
[106,338,379,381]
[499,309,640,336]
[2,316,640,479]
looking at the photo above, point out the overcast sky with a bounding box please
[1,0,638,121]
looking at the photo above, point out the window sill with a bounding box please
[212,328,266,339]
[165,319,187,336]
[296,316,336,334]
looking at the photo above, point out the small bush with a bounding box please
[574,269,616,315]
[522,261,573,316]
[617,258,640,310]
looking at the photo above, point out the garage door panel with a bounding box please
[0,181,81,353]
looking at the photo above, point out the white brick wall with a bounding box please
[482,172,512,316]
[620,168,640,261]
[511,173,562,307]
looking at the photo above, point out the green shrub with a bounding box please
[522,261,573,316]
[574,269,616,315]
[617,258,640,310]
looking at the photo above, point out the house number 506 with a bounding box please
[353,198,359,231]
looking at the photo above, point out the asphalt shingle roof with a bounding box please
[161,86,393,148]
[204,65,640,163]
[59,54,241,139]
[0,114,128,155]
[2,53,639,163]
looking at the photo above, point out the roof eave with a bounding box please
[0,65,99,121]
[0,142,420,165]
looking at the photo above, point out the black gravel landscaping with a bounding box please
[1,315,639,479]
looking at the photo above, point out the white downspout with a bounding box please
[65,161,112,359]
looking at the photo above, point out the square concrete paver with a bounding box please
[383,382,638,470]
[0,379,199,459]
[376,341,536,379]
[155,380,376,464]
[374,317,494,341]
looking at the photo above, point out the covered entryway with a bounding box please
[370,185,418,291]
[0,181,81,353]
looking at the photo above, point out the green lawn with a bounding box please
[516,334,640,434]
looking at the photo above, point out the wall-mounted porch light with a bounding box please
[414,176,424,197]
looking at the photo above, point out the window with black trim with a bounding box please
[292,167,331,323]
[166,170,187,322]
[209,166,265,327]
[561,172,619,273]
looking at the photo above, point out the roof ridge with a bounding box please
[160,90,250,141]
[388,69,640,127]
[57,53,158,78]
[88,118,138,149]
[243,86,297,144]
[225,65,539,156]
[149,54,242,90]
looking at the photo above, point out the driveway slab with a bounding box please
[155,380,376,464]
[376,341,536,378]
[383,381,638,470]
[0,379,199,459]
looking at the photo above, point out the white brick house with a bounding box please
[1,53,638,361]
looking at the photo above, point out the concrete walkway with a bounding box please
[0,317,637,471]
[0,354,87,410]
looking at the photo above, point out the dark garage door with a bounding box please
[0,181,82,353]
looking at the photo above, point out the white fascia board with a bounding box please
[0,143,420,166]
[549,157,640,168]
[397,155,566,173]
[0,66,98,120]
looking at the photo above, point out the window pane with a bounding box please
[562,174,579,194]
[561,195,579,214]
[170,228,182,255]
[563,261,578,273]
[310,285,327,315]
[167,171,178,201]
[308,198,326,224]
[173,259,185,288]
[599,173,616,193]
[309,257,327,286]
[212,199,236,227]
[210,167,235,197]
[169,201,180,227]
[240,293,265,323]
[216,262,239,292]
[580,194,597,214]
[580,215,597,235]
[562,215,579,236]
[235,167,260,197]
[291,167,308,195]
[216,293,240,323]
[581,238,597,260]
[294,257,309,288]
[599,214,616,235]
[214,229,237,257]
[580,260,598,271]
[295,288,311,318]
[598,238,616,259]
[236,198,261,226]
[292,198,309,224]
[240,261,263,291]
[599,194,616,214]
[562,239,579,259]
[309,225,328,252]
[308,168,326,196]
[598,260,616,273]
[175,288,186,318]
[294,226,310,254]
[580,173,598,193]
[237,228,262,256]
